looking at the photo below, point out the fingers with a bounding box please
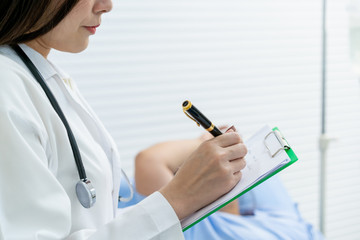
[215,129,247,176]
[218,125,230,132]
[230,158,246,174]
[210,130,247,170]
[200,125,235,142]
[214,131,243,147]
[224,125,236,133]
[225,143,247,161]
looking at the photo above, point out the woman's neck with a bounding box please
[25,39,51,58]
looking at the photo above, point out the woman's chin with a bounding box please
[56,39,90,54]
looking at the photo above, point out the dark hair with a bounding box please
[0,0,80,45]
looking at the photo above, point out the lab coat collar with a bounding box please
[19,44,58,81]
[0,44,57,82]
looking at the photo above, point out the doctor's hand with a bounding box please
[159,130,247,220]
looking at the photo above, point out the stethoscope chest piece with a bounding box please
[76,179,96,208]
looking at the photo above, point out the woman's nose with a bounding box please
[94,0,113,14]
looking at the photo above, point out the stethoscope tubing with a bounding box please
[11,44,133,207]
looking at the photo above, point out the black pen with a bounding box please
[182,100,222,137]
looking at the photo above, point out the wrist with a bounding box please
[159,181,197,220]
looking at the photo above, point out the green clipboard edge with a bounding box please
[182,127,298,232]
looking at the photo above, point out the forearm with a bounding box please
[135,138,202,196]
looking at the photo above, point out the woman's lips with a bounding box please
[84,25,100,34]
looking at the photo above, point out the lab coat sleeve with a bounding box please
[0,58,184,239]
[87,192,184,240]
[66,192,184,240]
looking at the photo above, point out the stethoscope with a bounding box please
[11,44,133,208]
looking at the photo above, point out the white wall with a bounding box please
[50,0,360,239]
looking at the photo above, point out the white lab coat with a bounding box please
[0,45,184,240]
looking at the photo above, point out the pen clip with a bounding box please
[183,109,201,127]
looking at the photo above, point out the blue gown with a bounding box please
[118,176,325,240]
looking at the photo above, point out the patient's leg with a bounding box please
[219,199,240,215]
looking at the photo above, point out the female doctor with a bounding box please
[0,0,247,239]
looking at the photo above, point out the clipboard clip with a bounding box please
[264,130,290,158]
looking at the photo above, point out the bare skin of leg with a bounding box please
[219,199,240,215]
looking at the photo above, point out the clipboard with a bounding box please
[181,125,298,231]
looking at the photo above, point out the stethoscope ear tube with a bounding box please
[118,169,134,203]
